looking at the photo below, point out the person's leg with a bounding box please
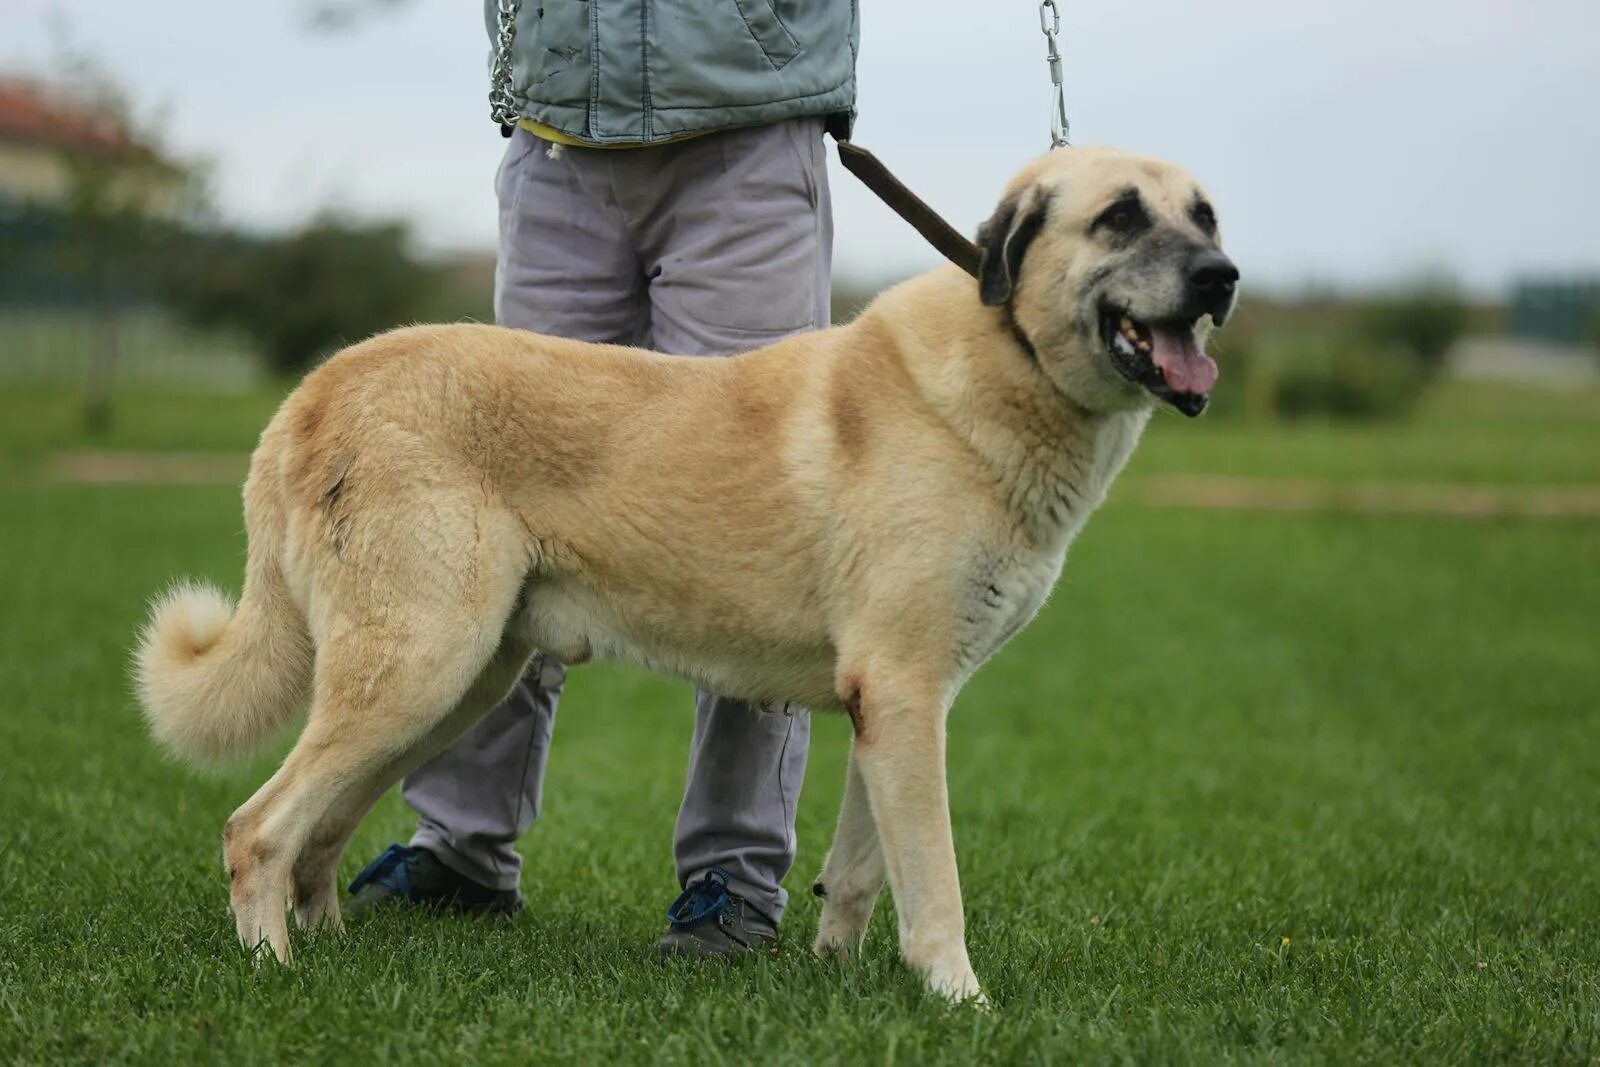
[405,657,566,890]
[615,118,833,927]
[394,129,648,893]
[672,695,810,924]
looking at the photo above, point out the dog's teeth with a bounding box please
[1137,339,1152,352]
[1120,316,1133,329]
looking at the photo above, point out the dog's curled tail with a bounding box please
[134,564,312,766]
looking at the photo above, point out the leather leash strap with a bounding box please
[835,140,981,281]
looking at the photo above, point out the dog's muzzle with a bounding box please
[1101,251,1239,418]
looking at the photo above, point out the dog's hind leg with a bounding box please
[225,625,498,962]
[286,631,539,934]
[812,748,886,957]
[224,497,534,962]
[289,786,371,933]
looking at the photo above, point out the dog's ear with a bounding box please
[977,188,1049,307]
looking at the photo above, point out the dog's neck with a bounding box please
[864,269,1152,544]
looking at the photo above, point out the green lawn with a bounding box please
[0,386,288,460]
[1128,379,1600,486]
[1,385,1598,1063]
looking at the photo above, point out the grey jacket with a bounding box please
[484,0,858,144]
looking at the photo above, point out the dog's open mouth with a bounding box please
[1100,305,1218,417]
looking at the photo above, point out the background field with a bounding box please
[1,381,1598,1064]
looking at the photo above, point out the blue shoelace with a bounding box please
[347,843,417,896]
[665,867,734,930]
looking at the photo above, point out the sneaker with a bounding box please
[654,867,778,958]
[344,843,524,921]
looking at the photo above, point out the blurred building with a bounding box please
[0,77,258,393]
[0,76,193,310]
[0,77,185,216]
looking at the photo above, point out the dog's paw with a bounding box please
[813,897,874,957]
[812,923,860,958]
[927,964,985,1006]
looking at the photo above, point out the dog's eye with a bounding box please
[1092,195,1148,237]
[1191,200,1217,235]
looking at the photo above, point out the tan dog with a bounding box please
[135,146,1236,1002]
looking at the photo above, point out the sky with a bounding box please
[5,0,1599,294]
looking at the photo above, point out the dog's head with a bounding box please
[976,147,1238,417]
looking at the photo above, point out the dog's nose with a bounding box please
[1189,251,1239,296]
[1186,250,1239,324]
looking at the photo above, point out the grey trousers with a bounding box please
[404,119,832,923]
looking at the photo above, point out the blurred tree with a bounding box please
[11,27,206,432]
[1356,278,1469,370]
[53,143,179,432]
[160,216,440,376]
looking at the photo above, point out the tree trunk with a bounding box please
[84,289,121,435]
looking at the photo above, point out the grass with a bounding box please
[0,386,287,460]
[1,381,1598,1063]
[1129,379,1600,486]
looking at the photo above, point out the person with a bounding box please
[344,0,860,957]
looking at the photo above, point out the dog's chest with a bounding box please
[952,546,1066,674]
[953,410,1148,674]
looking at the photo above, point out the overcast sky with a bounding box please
[5,0,1598,293]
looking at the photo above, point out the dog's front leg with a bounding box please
[813,746,885,956]
[847,673,982,1003]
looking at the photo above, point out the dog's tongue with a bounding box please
[1149,325,1218,395]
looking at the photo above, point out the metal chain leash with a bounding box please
[489,0,522,137]
[1038,0,1070,147]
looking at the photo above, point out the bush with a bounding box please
[1249,333,1432,420]
[1357,282,1469,369]
[159,217,440,376]
[1216,282,1470,421]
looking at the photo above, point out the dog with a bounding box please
[134,146,1236,1003]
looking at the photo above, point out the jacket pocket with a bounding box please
[733,0,803,70]
[516,0,590,99]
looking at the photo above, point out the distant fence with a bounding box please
[0,208,265,391]
[0,304,262,391]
